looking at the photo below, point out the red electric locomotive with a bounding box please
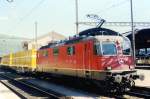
[37,27,141,92]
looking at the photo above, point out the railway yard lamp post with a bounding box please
[130,0,136,63]
[35,21,38,49]
[75,0,79,34]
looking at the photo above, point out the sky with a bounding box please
[0,0,150,39]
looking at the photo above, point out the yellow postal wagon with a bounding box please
[1,49,36,73]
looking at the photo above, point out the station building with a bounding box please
[124,28,150,65]
[124,28,150,55]
[0,34,30,57]
[0,31,65,57]
[27,31,66,50]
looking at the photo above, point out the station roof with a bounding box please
[126,28,150,49]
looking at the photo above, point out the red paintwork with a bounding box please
[37,38,134,73]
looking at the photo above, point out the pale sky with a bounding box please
[0,0,150,38]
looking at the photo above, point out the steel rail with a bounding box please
[126,86,150,98]
[0,73,62,99]
[127,91,150,98]
[1,68,149,98]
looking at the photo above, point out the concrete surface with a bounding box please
[0,82,20,99]
[27,79,102,99]
[135,69,150,88]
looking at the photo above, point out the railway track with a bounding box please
[0,68,149,99]
[136,66,150,70]
[37,75,148,99]
[0,70,102,99]
[103,87,150,99]
[0,73,63,99]
[125,86,150,98]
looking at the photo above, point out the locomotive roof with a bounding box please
[39,28,122,49]
[79,28,122,36]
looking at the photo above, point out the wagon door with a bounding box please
[84,41,92,78]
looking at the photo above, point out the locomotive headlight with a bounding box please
[106,66,112,70]
[130,65,134,69]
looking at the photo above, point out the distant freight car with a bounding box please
[1,49,36,72]
[136,55,150,65]
[1,54,11,66]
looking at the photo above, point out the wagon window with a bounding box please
[102,42,117,55]
[53,47,59,55]
[67,46,75,55]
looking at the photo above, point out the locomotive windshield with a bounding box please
[122,37,131,55]
[102,42,117,55]
[94,42,117,55]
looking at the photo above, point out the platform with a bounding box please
[0,80,20,99]
[135,69,150,88]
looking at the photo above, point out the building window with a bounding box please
[67,46,75,55]
[53,47,59,55]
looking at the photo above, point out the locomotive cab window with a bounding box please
[53,47,59,55]
[94,42,102,55]
[102,42,117,55]
[122,37,131,55]
[67,46,75,55]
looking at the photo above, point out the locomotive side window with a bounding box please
[67,46,75,55]
[102,42,117,55]
[53,47,59,55]
[42,50,48,57]
[94,42,102,55]
[122,37,131,55]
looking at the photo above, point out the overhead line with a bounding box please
[0,36,31,40]
[7,0,46,33]
[78,22,150,27]
[19,0,45,22]
[97,0,129,14]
